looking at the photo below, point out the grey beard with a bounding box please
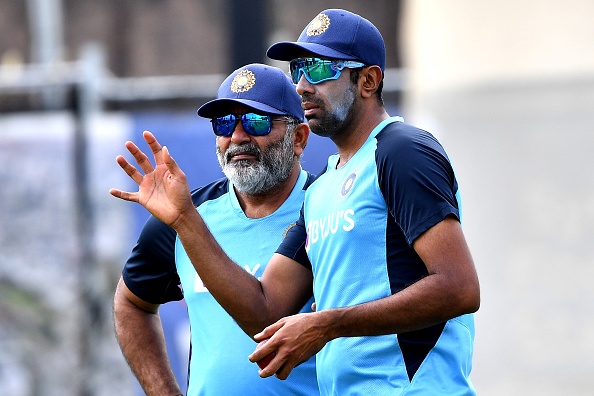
[217,131,296,195]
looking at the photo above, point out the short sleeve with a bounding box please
[275,205,312,270]
[122,215,183,304]
[376,124,460,244]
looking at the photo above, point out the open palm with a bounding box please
[109,131,194,227]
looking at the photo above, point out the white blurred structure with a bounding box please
[402,1,594,394]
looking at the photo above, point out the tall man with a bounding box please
[112,64,319,396]
[111,9,480,395]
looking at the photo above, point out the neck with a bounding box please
[235,164,301,219]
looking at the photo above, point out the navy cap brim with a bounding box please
[267,41,360,62]
[197,98,288,118]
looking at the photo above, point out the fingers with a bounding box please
[254,339,277,371]
[114,155,145,185]
[250,339,282,378]
[250,337,296,380]
[162,146,180,174]
[110,131,181,205]
[250,325,279,364]
[117,131,169,181]
[162,146,190,191]
[250,322,288,378]
[109,188,138,203]
[125,140,155,175]
[143,130,165,166]
[253,321,283,342]
[275,361,296,381]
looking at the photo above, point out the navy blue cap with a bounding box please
[267,9,385,72]
[197,63,305,122]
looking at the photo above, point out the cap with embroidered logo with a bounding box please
[197,63,305,122]
[267,9,385,72]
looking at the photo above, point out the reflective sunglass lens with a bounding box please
[306,61,334,83]
[243,113,272,136]
[211,113,273,136]
[289,58,337,84]
[290,60,309,83]
[212,115,236,136]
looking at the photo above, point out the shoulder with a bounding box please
[376,122,444,155]
[303,171,322,190]
[374,122,451,170]
[190,177,230,207]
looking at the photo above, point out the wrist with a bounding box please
[170,204,200,234]
[316,308,342,342]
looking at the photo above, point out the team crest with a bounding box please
[307,13,330,36]
[282,221,297,239]
[231,69,256,93]
[340,172,357,198]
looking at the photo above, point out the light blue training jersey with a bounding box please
[278,118,476,395]
[123,169,319,396]
[175,169,319,396]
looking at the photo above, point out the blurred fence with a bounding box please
[0,43,404,395]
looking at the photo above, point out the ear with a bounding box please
[292,122,310,156]
[359,65,383,99]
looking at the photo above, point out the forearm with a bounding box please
[173,209,278,336]
[113,300,182,395]
[321,272,479,340]
[319,216,480,339]
[251,273,477,380]
[111,135,300,337]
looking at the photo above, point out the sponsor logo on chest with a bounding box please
[305,171,358,252]
[194,263,262,293]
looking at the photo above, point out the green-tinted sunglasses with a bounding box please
[289,58,366,85]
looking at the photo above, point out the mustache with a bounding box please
[225,143,261,162]
[301,94,323,106]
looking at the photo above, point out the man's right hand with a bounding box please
[109,130,195,228]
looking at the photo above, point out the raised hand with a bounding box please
[109,131,195,228]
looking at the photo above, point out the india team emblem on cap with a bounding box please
[307,13,330,36]
[231,69,256,93]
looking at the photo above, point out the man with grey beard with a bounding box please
[112,63,320,396]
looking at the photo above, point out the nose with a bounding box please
[229,121,251,144]
[296,73,315,96]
